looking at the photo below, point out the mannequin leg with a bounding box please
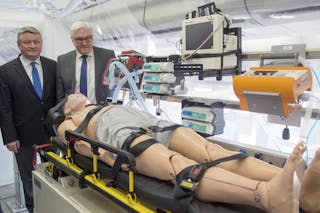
[300,148,320,213]
[169,127,280,181]
[131,135,306,212]
[198,141,305,213]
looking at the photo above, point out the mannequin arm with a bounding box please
[58,119,116,166]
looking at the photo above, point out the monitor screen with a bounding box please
[181,14,224,57]
[185,21,213,51]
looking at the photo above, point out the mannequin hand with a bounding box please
[6,140,20,153]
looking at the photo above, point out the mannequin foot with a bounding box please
[263,141,306,213]
[300,148,320,213]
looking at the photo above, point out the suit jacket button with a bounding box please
[41,101,44,104]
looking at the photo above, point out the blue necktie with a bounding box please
[80,55,88,97]
[31,62,42,98]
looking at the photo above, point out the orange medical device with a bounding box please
[233,66,312,117]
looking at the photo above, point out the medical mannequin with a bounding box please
[57,93,320,213]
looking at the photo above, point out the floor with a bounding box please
[0,184,28,213]
[1,198,12,213]
[0,184,14,213]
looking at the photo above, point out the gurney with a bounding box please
[36,103,265,213]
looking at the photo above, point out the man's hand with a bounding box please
[6,140,20,153]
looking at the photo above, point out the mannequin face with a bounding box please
[64,93,90,116]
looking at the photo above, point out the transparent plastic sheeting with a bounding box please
[0,28,20,65]
[56,0,320,54]
[59,0,203,56]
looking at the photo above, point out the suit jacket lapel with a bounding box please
[93,47,102,89]
[70,51,77,92]
[40,57,48,99]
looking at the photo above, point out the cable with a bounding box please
[88,1,95,23]
[156,104,175,123]
[183,31,213,60]
[299,63,320,164]
[176,39,182,52]
[299,56,320,89]
[161,110,175,123]
[258,115,284,154]
[304,113,320,165]
[243,0,264,26]
[312,69,320,88]
[142,0,151,32]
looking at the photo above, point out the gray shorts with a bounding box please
[95,106,175,149]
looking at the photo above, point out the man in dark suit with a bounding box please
[57,21,115,104]
[0,27,57,213]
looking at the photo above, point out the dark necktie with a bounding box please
[31,62,42,98]
[80,55,88,97]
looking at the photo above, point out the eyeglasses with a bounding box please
[73,35,93,43]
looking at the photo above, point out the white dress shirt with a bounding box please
[75,49,96,103]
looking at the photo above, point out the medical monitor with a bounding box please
[181,14,224,58]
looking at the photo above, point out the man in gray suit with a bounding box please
[57,21,115,104]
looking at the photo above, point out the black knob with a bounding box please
[282,127,290,140]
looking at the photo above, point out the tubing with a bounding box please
[108,61,149,112]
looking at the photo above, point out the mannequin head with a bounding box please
[64,93,90,116]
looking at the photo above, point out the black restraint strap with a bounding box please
[175,151,248,198]
[121,124,181,153]
[75,107,102,133]
[146,124,181,132]
[111,155,127,180]
[129,139,158,157]
[121,131,145,151]
[203,151,248,168]
[113,138,158,180]
[174,151,248,212]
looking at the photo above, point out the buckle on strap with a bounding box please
[174,164,207,199]
[140,126,162,133]
[179,164,207,191]
[142,124,182,133]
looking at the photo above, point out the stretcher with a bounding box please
[37,104,264,213]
